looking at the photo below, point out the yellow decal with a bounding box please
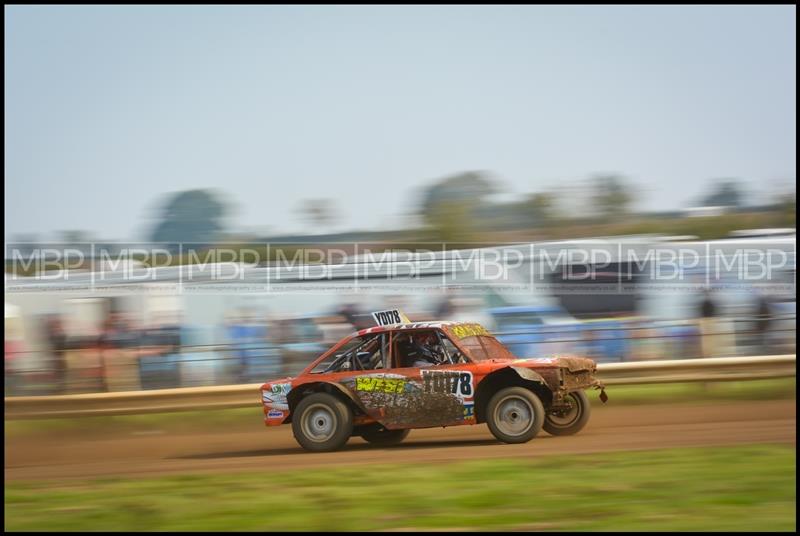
[356,376,407,394]
[451,324,490,339]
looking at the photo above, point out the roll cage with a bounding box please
[303,326,474,375]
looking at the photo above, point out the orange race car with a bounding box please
[260,310,608,452]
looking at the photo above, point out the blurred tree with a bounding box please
[775,189,796,226]
[421,172,497,215]
[701,179,745,208]
[590,175,635,218]
[426,200,475,243]
[150,189,228,247]
[297,198,339,231]
[526,192,560,226]
[418,171,500,241]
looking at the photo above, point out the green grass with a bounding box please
[590,377,797,405]
[5,378,795,439]
[4,444,796,531]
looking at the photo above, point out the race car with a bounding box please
[260,309,607,452]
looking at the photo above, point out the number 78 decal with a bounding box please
[421,370,474,398]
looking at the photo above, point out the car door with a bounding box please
[367,328,478,429]
[333,332,399,423]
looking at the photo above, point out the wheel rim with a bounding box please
[547,393,581,427]
[494,395,535,437]
[301,403,337,443]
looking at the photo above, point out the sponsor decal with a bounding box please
[264,382,292,410]
[463,402,475,420]
[267,409,285,419]
[271,383,291,396]
[355,376,408,394]
[450,324,490,339]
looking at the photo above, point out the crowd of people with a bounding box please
[3,294,794,396]
[5,312,185,396]
[4,303,384,396]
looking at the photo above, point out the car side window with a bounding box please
[312,333,387,373]
[393,329,458,368]
[438,334,469,365]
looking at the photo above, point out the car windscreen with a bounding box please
[458,335,517,361]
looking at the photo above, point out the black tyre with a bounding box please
[543,390,591,436]
[291,392,353,452]
[485,386,545,444]
[359,424,410,446]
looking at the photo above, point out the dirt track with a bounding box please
[5,399,796,482]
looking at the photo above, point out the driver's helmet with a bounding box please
[414,332,436,346]
[396,333,412,345]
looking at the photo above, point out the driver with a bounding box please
[398,331,444,368]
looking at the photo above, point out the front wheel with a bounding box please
[292,392,353,452]
[359,424,410,446]
[543,390,591,436]
[485,387,545,444]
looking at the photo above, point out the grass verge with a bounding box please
[590,377,796,405]
[4,444,796,531]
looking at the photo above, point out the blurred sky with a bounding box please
[4,5,796,241]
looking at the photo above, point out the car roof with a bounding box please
[354,320,471,338]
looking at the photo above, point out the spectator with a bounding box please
[65,332,106,394]
[5,304,27,396]
[697,288,718,359]
[337,302,372,330]
[4,339,20,396]
[701,290,716,319]
[43,315,69,394]
[435,295,456,319]
[226,311,250,383]
[754,295,773,354]
[100,312,141,392]
[138,313,182,390]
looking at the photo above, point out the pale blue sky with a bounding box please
[4,5,796,240]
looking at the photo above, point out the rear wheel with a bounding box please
[292,392,353,452]
[543,390,591,436]
[485,386,545,444]
[359,424,410,446]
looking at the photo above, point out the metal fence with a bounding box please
[4,315,796,397]
[5,354,795,420]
